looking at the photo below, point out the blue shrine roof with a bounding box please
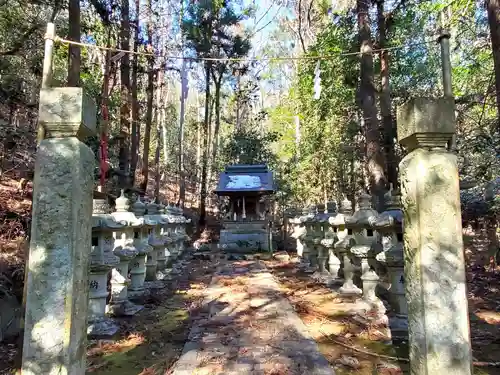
[214,164,275,196]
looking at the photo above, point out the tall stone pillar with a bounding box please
[397,97,472,375]
[22,87,96,375]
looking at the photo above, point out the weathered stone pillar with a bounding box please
[22,87,95,375]
[397,97,472,374]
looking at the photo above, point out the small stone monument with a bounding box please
[108,193,142,317]
[131,196,156,282]
[111,191,150,299]
[88,199,121,336]
[146,200,167,280]
[346,193,384,314]
[321,202,338,285]
[313,204,330,282]
[165,203,180,261]
[334,197,359,296]
[397,97,472,374]
[159,203,173,275]
[22,87,95,375]
[373,186,407,339]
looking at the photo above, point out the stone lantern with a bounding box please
[128,195,153,296]
[89,198,121,336]
[158,202,172,275]
[131,196,157,282]
[373,186,407,338]
[345,192,384,313]
[184,217,192,251]
[313,204,329,281]
[165,203,179,261]
[332,197,359,295]
[290,208,306,262]
[146,200,167,280]
[320,201,338,285]
[175,205,187,256]
[302,206,317,273]
[106,193,142,317]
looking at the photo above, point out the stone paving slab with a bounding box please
[170,259,334,375]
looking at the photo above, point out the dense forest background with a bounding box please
[0,0,499,301]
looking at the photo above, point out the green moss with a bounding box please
[155,308,189,333]
[355,338,397,357]
[91,345,151,375]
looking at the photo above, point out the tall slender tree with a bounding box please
[130,0,141,187]
[487,0,500,127]
[357,0,386,210]
[119,0,132,189]
[140,0,156,192]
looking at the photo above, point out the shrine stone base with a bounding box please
[219,221,270,253]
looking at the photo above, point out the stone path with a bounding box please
[170,259,334,375]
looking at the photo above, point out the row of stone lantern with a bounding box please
[88,190,191,336]
[288,187,407,338]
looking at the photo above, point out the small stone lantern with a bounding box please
[131,196,156,282]
[184,217,192,251]
[106,191,142,316]
[289,208,305,261]
[332,197,359,295]
[373,187,407,337]
[111,190,146,302]
[89,198,121,336]
[159,202,173,274]
[321,202,338,285]
[165,203,180,261]
[146,200,167,280]
[345,193,384,313]
[175,205,187,255]
[302,206,317,273]
[313,204,329,281]
[128,195,153,296]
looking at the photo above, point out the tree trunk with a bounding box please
[178,60,187,207]
[487,0,500,128]
[199,62,211,227]
[154,107,162,202]
[99,32,112,193]
[357,0,386,210]
[140,0,155,193]
[67,0,80,86]
[119,0,131,189]
[206,95,215,186]
[377,0,398,191]
[130,0,140,187]
[195,92,201,204]
[235,72,241,132]
[210,79,222,178]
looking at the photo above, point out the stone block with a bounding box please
[21,138,94,375]
[397,97,455,151]
[38,87,97,140]
[399,147,472,375]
